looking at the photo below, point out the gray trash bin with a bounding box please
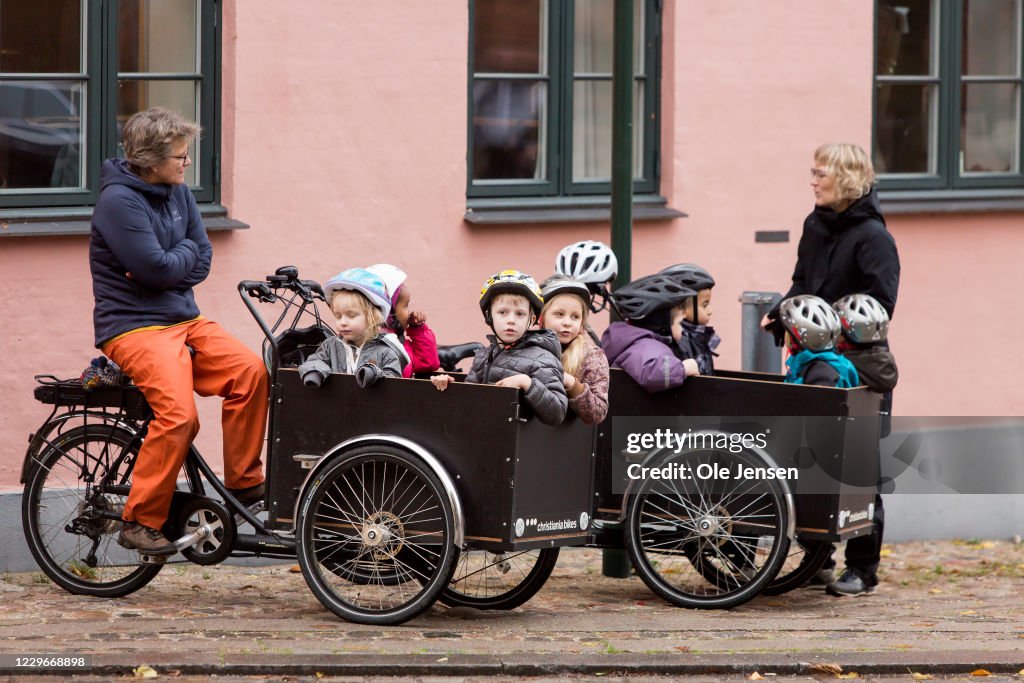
[739,291,782,373]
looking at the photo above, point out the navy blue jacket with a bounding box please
[90,159,212,347]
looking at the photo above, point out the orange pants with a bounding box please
[104,319,269,530]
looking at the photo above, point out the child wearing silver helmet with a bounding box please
[778,295,859,388]
[832,293,898,393]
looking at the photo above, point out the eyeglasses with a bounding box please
[169,152,191,164]
[810,168,829,180]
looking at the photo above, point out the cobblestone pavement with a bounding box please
[0,540,1022,679]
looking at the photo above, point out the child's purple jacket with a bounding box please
[600,321,689,392]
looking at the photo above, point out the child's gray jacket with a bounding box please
[298,332,408,388]
[465,329,568,425]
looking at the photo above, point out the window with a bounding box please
[874,0,1024,192]
[468,0,660,201]
[0,0,220,212]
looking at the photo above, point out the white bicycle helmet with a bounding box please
[779,295,841,352]
[555,240,618,285]
[323,267,391,319]
[833,293,889,344]
[366,263,407,303]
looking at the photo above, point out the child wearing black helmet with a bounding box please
[778,295,859,388]
[600,274,701,392]
[430,269,567,425]
[658,263,720,375]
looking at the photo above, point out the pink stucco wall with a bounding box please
[2,1,1022,489]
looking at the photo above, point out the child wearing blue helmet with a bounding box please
[298,268,408,388]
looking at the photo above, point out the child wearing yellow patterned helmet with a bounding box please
[430,269,567,425]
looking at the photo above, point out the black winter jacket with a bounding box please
[466,329,568,425]
[767,189,900,334]
[90,159,212,347]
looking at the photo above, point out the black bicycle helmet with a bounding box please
[613,274,696,321]
[658,263,715,292]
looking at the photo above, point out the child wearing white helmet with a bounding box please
[833,293,898,393]
[430,269,567,426]
[297,268,408,388]
[366,263,440,377]
[539,275,609,425]
[778,295,859,388]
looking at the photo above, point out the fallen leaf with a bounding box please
[911,622,936,627]
[315,674,324,679]
[879,548,893,557]
[894,644,913,650]
[960,610,978,616]
[837,673,859,679]
[748,673,764,680]
[928,588,943,594]
[436,657,448,663]
[809,663,843,675]
[674,646,690,652]
[910,673,934,680]
[970,670,992,677]
[289,565,302,573]
[979,541,995,549]
[133,666,158,680]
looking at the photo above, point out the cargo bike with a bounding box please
[21,267,881,623]
[20,267,595,625]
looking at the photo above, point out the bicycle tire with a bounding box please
[761,539,833,596]
[296,444,459,625]
[439,547,560,610]
[22,425,162,597]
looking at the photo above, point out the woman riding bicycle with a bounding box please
[90,107,269,555]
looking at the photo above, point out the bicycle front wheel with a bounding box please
[22,425,162,597]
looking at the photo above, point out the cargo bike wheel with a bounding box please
[296,444,459,625]
[439,547,560,610]
[624,447,791,609]
[22,425,163,597]
[762,539,832,596]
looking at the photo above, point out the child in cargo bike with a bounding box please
[297,268,407,388]
[430,269,567,425]
[778,294,859,388]
[538,275,609,425]
[600,273,702,392]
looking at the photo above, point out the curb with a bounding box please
[6,652,1021,678]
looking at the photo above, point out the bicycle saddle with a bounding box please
[436,342,484,372]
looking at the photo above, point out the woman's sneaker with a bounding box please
[117,522,176,555]
[826,568,877,596]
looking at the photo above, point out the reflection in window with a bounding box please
[471,0,546,182]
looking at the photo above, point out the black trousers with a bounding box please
[824,391,892,586]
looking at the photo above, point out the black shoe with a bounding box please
[810,567,836,586]
[117,521,176,555]
[826,569,877,597]
[227,482,266,507]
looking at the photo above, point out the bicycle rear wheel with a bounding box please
[22,425,162,597]
[762,539,833,596]
[439,547,560,610]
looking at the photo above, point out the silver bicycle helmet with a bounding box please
[657,263,715,291]
[540,274,592,308]
[613,274,696,321]
[555,240,618,285]
[833,293,889,344]
[779,295,841,352]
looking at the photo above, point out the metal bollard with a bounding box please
[739,291,783,373]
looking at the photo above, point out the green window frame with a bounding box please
[873,0,1024,193]
[0,0,220,212]
[467,0,661,200]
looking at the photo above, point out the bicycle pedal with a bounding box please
[138,552,168,565]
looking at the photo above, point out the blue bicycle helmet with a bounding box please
[323,268,391,319]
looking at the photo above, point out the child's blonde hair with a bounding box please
[541,292,593,379]
[331,290,385,346]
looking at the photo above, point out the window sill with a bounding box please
[0,204,249,237]
[879,189,1024,215]
[464,195,687,225]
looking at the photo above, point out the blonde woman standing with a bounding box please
[764,143,900,598]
